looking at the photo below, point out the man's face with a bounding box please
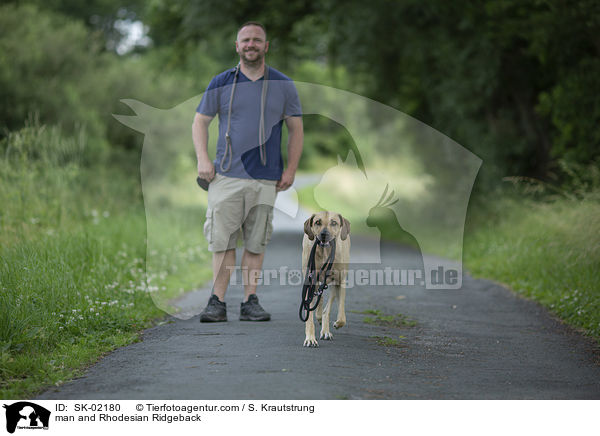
[235,25,268,65]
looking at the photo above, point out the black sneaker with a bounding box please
[240,294,271,321]
[199,295,227,322]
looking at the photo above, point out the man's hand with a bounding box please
[193,113,214,182]
[276,168,295,192]
[198,157,215,182]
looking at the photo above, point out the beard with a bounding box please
[240,48,265,66]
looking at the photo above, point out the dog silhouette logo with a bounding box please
[3,402,50,433]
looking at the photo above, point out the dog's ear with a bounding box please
[339,214,351,240]
[304,214,315,240]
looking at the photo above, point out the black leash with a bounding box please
[299,238,336,322]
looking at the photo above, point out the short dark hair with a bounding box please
[237,21,267,39]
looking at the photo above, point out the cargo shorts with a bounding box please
[203,173,277,253]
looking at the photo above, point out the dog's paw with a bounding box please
[303,337,319,347]
[320,331,333,340]
[333,319,346,329]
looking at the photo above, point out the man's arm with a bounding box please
[277,115,303,192]
[192,112,215,181]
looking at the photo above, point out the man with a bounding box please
[193,21,303,322]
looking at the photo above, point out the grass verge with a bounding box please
[0,124,211,398]
[463,194,600,341]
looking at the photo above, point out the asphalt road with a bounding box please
[37,231,600,400]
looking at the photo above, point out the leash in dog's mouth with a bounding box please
[316,238,332,247]
[299,238,336,322]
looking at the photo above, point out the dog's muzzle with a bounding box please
[317,236,332,247]
[318,230,332,247]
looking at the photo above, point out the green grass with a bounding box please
[371,335,407,347]
[0,124,212,398]
[353,309,417,328]
[463,195,600,341]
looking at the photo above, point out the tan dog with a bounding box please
[302,212,351,347]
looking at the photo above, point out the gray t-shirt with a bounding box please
[196,66,302,180]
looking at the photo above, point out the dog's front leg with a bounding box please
[303,310,318,347]
[316,296,324,324]
[320,287,337,340]
[333,280,347,329]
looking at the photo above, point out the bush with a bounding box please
[0,4,105,137]
[0,3,197,153]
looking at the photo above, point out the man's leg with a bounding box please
[199,248,234,323]
[241,249,265,302]
[239,248,270,321]
[212,248,236,301]
[238,181,275,321]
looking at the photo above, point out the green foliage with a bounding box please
[0,3,197,153]
[1,120,105,168]
[537,58,600,165]
[0,124,211,397]
[0,4,104,138]
[322,0,600,185]
[0,121,131,242]
[502,159,600,203]
[463,193,600,342]
[143,0,326,70]
[6,0,147,51]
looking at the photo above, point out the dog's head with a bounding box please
[304,212,350,245]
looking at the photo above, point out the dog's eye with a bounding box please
[330,221,337,226]
[315,219,321,226]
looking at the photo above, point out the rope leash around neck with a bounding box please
[299,238,336,322]
[220,63,270,173]
[220,63,239,173]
